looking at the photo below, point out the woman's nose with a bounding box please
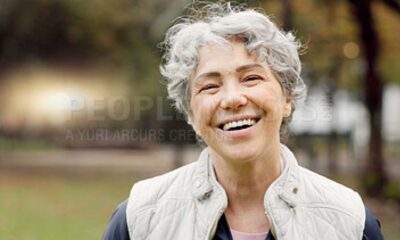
[220,87,247,111]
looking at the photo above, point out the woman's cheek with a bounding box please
[247,88,284,121]
[192,96,217,119]
[247,88,277,108]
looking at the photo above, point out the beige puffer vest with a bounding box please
[126,145,365,240]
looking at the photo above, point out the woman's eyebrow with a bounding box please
[194,64,264,82]
[236,63,264,72]
[194,72,221,82]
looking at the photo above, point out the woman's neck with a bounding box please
[210,147,281,232]
[211,147,281,201]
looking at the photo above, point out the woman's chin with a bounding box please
[212,145,260,165]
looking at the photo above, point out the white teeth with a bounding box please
[222,118,256,131]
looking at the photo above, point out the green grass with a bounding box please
[0,170,135,240]
[0,137,56,150]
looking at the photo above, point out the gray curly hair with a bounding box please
[160,2,307,139]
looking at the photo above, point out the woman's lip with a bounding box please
[217,117,261,138]
[217,117,261,130]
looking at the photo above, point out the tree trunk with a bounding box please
[348,0,387,196]
[281,0,293,32]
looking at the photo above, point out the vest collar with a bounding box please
[191,144,301,207]
[267,144,301,208]
[190,145,302,239]
[191,148,215,201]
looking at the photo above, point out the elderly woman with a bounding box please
[103,3,383,240]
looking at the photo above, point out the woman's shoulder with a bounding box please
[297,166,362,198]
[296,167,365,223]
[126,160,200,214]
[363,207,384,239]
[295,167,384,239]
[103,200,129,240]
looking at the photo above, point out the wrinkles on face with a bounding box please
[189,40,291,164]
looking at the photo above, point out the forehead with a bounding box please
[199,41,256,64]
[193,40,266,79]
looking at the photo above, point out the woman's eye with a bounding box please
[244,75,262,82]
[200,84,219,92]
[243,75,262,82]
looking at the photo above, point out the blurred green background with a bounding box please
[0,0,399,239]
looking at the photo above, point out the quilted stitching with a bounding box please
[126,146,365,240]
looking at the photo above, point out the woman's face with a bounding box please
[189,40,291,163]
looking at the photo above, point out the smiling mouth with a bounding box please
[218,118,260,131]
